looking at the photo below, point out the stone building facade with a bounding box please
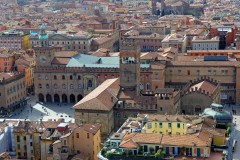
[30,31,92,54]
[0,72,26,115]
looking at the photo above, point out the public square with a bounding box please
[7,96,75,123]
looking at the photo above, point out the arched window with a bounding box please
[46,84,49,89]
[88,80,93,88]
[39,84,42,89]
[62,84,66,89]
[54,75,57,80]
[45,75,49,80]
[38,75,42,80]
[54,84,58,89]
[139,84,144,90]
[70,75,73,80]
[70,84,74,89]
[62,75,65,80]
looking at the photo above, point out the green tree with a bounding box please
[226,127,231,136]
[154,149,165,158]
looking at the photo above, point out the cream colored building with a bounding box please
[192,36,219,50]
[162,33,187,53]
[0,72,26,115]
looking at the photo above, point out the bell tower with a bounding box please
[34,25,55,67]
[119,40,140,95]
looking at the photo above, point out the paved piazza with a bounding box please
[8,96,75,122]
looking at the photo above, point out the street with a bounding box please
[224,105,240,160]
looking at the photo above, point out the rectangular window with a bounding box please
[168,123,171,128]
[76,133,79,138]
[177,123,180,128]
[87,133,90,139]
[159,123,163,128]
[17,136,20,142]
[187,70,190,75]
[147,123,152,129]
[208,70,211,75]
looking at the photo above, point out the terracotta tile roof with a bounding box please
[51,57,71,65]
[123,133,163,144]
[119,139,139,149]
[14,121,35,134]
[203,127,225,137]
[54,51,77,58]
[93,37,112,45]
[73,78,119,111]
[203,117,216,127]
[190,80,217,95]
[118,90,136,99]
[140,52,166,60]
[83,124,101,135]
[122,133,137,141]
[162,134,211,147]
[133,133,163,144]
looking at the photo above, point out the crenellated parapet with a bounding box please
[120,39,140,51]
[181,76,220,98]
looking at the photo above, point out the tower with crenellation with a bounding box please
[119,40,140,95]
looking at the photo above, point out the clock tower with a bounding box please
[119,40,140,95]
[34,25,55,67]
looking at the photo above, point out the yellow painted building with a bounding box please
[204,128,226,146]
[115,8,128,14]
[141,114,197,135]
[33,132,41,160]
[22,34,30,50]
[13,121,35,159]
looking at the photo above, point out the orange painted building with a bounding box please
[14,55,35,93]
[0,52,14,72]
